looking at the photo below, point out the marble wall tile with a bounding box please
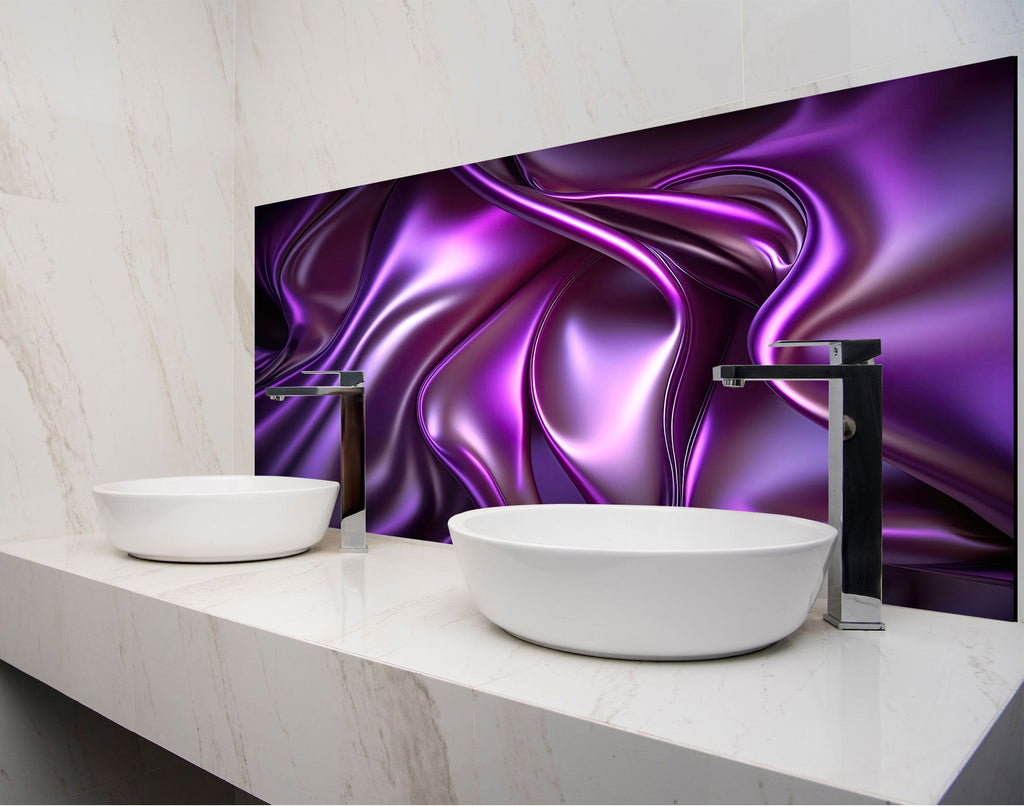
[234,0,429,212]
[416,0,744,166]
[0,0,234,228]
[744,29,1024,111]
[741,37,1024,112]
[742,0,1024,100]
[1,0,236,541]
[233,225,256,474]
[233,0,744,211]
[0,194,233,540]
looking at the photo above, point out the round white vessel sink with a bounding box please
[93,475,339,562]
[448,504,837,661]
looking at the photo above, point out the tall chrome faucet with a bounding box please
[712,340,884,630]
[265,370,367,553]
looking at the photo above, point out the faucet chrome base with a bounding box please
[340,510,367,553]
[824,614,886,631]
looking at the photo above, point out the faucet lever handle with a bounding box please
[771,339,880,365]
[301,370,365,387]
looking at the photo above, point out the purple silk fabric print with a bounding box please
[256,58,1016,620]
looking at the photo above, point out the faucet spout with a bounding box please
[712,340,884,631]
[713,363,877,384]
[265,370,367,554]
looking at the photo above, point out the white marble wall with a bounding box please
[0,0,235,543]
[234,0,1024,221]
[233,0,1024,619]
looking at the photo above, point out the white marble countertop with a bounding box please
[1,530,1022,804]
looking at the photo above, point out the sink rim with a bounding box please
[448,503,836,555]
[93,474,337,497]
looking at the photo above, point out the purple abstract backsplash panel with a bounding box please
[255,58,1015,619]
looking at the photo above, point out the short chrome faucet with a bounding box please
[265,370,367,553]
[713,340,884,630]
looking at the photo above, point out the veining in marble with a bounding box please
[2,531,1021,803]
[233,0,744,212]
[470,693,879,804]
[0,0,234,544]
[233,227,257,474]
[52,575,474,803]
[0,197,232,541]
[0,0,234,226]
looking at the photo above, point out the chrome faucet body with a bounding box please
[265,370,367,553]
[713,340,884,630]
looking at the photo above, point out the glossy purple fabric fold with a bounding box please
[256,58,1015,619]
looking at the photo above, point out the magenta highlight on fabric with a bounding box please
[255,57,1016,620]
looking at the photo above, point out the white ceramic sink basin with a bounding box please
[93,475,339,562]
[448,504,837,660]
